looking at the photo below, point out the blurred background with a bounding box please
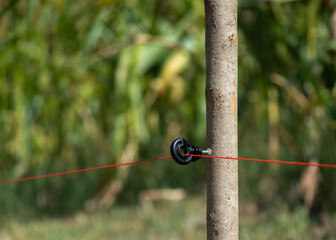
[0,0,336,239]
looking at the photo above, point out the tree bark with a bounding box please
[205,0,238,239]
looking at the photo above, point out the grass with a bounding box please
[0,195,205,240]
[1,193,335,240]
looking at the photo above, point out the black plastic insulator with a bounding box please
[170,138,203,165]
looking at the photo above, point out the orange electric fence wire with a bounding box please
[0,156,172,185]
[184,154,336,169]
[1,154,336,185]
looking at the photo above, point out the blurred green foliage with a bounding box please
[3,194,336,240]
[0,0,335,220]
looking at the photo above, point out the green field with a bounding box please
[1,193,336,240]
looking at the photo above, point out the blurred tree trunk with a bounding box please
[85,142,138,211]
[296,109,323,210]
[332,9,336,40]
[205,0,238,239]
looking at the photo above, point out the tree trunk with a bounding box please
[332,9,336,40]
[205,0,238,239]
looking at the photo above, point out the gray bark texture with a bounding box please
[205,0,238,239]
